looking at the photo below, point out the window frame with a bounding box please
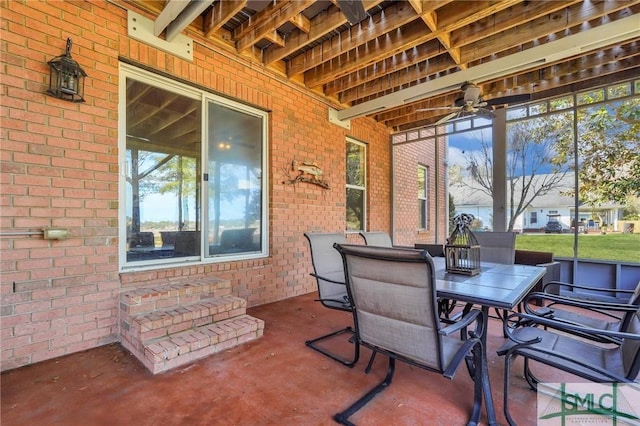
[345,137,367,232]
[118,63,269,271]
[418,165,429,229]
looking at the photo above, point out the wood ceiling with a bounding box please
[125,1,640,132]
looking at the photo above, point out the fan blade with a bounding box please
[486,93,531,106]
[415,106,459,112]
[463,86,481,103]
[436,111,460,124]
[475,108,497,120]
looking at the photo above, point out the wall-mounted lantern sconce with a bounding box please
[47,38,86,102]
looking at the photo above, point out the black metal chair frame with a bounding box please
[499,311,640,426]
[333,243,497,426]
[304,233,360,368]
[523,290,639,344]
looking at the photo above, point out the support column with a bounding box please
[492,109,507,232]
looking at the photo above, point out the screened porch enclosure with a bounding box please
[391,78,640,271]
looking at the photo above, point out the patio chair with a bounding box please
[358,231,392,247]
[304,232,360,367]
[474,232,517,322]
[128,231,155,248]
[498,309,640,426]
[522,280,640,344]
[473,231,516,265]
[414,243,445,257]
[333,244,497,426]
[173,231,200,256]
[514,249,561,306]
[445,232,517,325]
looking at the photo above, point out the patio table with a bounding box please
[432,257,546,344]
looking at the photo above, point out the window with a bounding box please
[119,64,268,269]
[530,212,537,224]
[418,165,428,229]
[346,139,366,231]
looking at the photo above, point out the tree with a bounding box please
[448,193,456,234]
[573,98,640,205]
[459,115,571,231]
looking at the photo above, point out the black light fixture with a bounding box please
[47,38,86,102]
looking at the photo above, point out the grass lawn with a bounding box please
[515,233,640,263]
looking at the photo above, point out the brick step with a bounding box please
[120,277,231,315]
[141,314,265,374]
[129,295,247,343]
[119,279,264,374]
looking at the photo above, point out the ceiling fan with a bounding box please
[415,82,531,124]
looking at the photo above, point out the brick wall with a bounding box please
[391,130,447,246]
[0,1,392,371]
[1,0,121,370]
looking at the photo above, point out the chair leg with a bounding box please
[478,343,497,426]
[468,344,483,426]
[305,326,360,368]
[334,357,396,425]
[503,353,518,426]
[364,350,377,374]
[523,357,540,390]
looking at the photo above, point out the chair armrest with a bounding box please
[505,311,640,342]
[310,272,345,286]
[525,292,639,313]
[440,309,483,338]
[543,280,636,299]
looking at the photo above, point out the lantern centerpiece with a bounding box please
[445,213,481,275]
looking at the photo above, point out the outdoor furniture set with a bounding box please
[304,231,640,426]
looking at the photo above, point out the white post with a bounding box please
[492,109,507,232]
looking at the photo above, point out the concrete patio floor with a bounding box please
[1,292,571,425]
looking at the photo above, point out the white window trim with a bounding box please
[118,63,269,272]
[346,137,367,232]
[418,165,428,230]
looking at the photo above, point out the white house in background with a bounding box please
[449,173,626,233]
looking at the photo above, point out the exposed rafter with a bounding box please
[122,0,640,130]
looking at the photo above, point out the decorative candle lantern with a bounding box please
[445,213,481,275]
[47,38,86,102]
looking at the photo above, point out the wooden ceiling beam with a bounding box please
[484,41,640,97]
[204,0,247,38]
[263,2,385,66]
[236,0,315,52]
[336,51,455,103]
[435,0,521,30]
[411,0,518,68]
[460,1,640,63]
[381,50,640,130]
[232,1,288,41]
[324,39,444,97]
[450,1,582,48]
[288,13,311,33]
[522,66,640,104]
[320,0,520,97]
[287,1,419,77]
[302,18,435,87]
